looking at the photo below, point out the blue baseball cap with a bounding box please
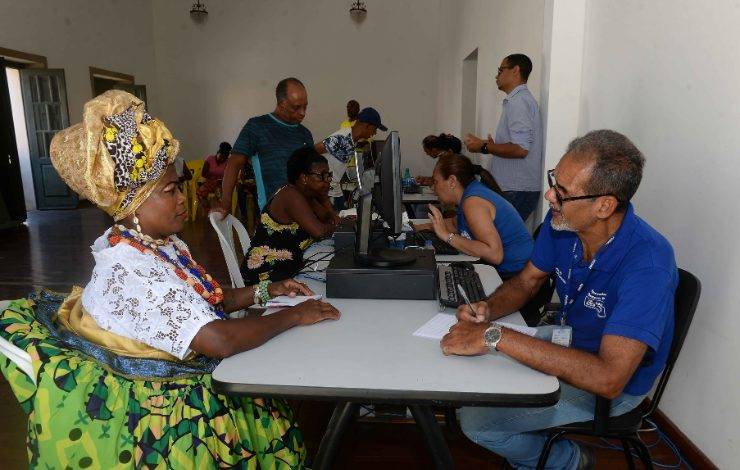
[357,107,387,132]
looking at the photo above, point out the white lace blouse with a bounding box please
[82,228,220,360]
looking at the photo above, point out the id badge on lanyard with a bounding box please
[556,236,615,348]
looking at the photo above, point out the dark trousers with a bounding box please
[503,191,541,221]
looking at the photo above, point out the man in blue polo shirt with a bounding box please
[214,77,313,214]
[441,130,677,469]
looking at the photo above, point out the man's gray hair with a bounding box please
[275,77,305,102]
[567,130,645,212]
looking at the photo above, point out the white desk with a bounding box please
[213,264,559,469]
[401,186,438,204]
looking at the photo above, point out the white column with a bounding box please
[539,0,587,219]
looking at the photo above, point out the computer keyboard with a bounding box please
[406,230,459,255]
[437,262,486,308]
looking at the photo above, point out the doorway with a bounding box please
[90,67,147,104]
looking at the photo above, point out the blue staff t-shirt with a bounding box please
[232,113,313,209]
[530,204,677,396]
[456,180,533,274]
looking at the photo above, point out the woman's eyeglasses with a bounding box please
[309,171,334,182]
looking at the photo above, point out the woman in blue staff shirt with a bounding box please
[420,154,533,277]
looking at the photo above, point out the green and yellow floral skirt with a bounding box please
[0,291,306,469]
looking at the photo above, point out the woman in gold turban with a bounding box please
[0,90,339,469]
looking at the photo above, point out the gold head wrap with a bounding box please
[50,90,179,220]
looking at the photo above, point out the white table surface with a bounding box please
[408,219,479,263]
[213,264,559,406]
[402,186,438,203]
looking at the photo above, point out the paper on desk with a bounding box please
[412,313,538,340]
[265,295,322,308]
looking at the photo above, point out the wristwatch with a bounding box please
[481,142,489,154]
[483,323,503,351]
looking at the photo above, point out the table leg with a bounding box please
[409,404,455,470]
[313,401,360,470]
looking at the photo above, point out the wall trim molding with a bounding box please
[652,406,718,469]
[0,47,47,68]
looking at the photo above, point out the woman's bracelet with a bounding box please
[259,280,271,305]
[446,232,455,244]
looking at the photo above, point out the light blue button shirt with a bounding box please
[490,84,543,192]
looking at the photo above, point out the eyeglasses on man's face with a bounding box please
[309,171,333,182]
[497,65,514,75]
[546,169,617,206]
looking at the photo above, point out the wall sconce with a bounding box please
[190,1,208,23]
[349,1,367,23]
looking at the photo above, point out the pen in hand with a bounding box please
[456,283,479,321]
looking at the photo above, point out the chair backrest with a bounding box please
[647,268,701,415]
[208,213,251,289]
[0,300,35,384]
[186,159,204,179]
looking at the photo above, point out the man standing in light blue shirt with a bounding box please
[465,54,543,221]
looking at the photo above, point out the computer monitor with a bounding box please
[354,131,416,267]
[372,131,403,235]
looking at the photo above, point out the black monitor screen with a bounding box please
[372,131,402,234]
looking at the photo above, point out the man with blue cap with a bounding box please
[315,107,387,208]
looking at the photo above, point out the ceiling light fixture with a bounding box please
[349,1,367,23]
[190,1,208,23]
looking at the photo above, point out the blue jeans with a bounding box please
[459,382,645,469]
[503,191,541,221]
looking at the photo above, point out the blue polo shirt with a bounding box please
[456,180,533,274]
[232,113,313,209]
[530,204,677,396]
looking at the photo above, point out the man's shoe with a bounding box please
[575,442,596,470]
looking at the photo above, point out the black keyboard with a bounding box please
[406,230,459,255]
[437,262,486,308]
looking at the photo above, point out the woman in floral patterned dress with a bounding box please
[242,146,340,284]
[0,91,340,469]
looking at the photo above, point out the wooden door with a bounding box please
[20,68,78,209]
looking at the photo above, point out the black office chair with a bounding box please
[534,268,701,470]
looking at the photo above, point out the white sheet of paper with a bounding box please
[413,313,538,340]
[265,294,322,308]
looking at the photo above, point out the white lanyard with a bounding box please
[559,235,615,326]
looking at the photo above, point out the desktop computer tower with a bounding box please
[326,248,437,300]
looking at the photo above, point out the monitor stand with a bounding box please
[354,246,417,268]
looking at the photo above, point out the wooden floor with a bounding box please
[0,208,690,469]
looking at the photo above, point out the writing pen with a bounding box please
[456,283,476,315]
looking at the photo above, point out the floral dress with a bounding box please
[241,191,314,284]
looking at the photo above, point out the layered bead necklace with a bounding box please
[108,225,227,319]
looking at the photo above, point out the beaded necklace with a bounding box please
[108,225,227,319]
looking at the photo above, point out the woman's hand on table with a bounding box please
[293,300,341,325]
[428,204,451,241]
[268,279,314,298]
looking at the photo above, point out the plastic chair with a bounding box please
[535,268,702,470]
[208,212,251,289]
[0,300,34,384]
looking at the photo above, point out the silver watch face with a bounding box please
[484,325,502,350]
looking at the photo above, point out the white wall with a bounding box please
[151,0,441,175]
[575,1,740,466]
[0,0,159,121]
[435,0,545,174]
